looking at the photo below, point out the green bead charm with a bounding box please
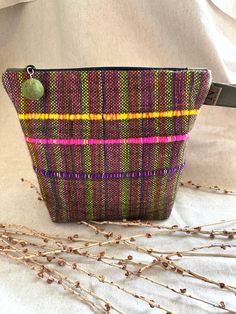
[21,78,44,100]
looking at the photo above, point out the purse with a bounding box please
[2,65,235,222]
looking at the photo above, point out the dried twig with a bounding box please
[180,180,236,195]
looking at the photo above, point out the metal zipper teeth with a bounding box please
[6,65,209,72]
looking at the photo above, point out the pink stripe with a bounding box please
[25,134,189,145]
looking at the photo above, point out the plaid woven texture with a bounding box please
[2,68,211,222]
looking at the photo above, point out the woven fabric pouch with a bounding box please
[2,65,212,222]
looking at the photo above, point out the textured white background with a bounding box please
[0,1,236,313]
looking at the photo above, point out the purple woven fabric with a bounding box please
[2,67,212,222]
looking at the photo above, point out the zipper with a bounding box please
[6,65,209,72]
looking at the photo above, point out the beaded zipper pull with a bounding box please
[21,65,44,100]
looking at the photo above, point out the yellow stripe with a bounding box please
[18,109,199,121]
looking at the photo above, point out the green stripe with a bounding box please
[166,70,175,136]
[191,71,202,109]
[184,69,191,133]
[137,71,143,217]
[158,153,173,218]
[153,69,160,134]
[170,141,187,205]
[150,71,160,214]
[81,71,93,220]
[186,72,201,133]
[120,72,130,218]
[49,73,67,222]
[158,71,174,219]
[51,74,58,140]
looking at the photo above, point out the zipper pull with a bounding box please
[26,64,36,73]
[21,65,44,101]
